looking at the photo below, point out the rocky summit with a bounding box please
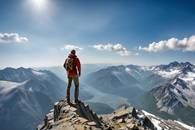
[37,100,194,130]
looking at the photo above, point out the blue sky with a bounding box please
[0,0,195,68]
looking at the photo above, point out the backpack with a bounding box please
[65,57,75,71]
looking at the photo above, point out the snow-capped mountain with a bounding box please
[84,64,168,102]
[0,67,66,130]
[140,62,195,125]
[149,61,194,78]
[149,62,195,111]
[0,67,51,82]
[84,61,195,125]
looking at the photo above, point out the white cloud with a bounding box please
[93,43,132,56]
[139,35,195,52]
[0,33,29,44]
[61,44,83,51]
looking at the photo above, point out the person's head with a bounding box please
[70,49,76,55]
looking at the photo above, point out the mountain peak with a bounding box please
[173,78,190,90]
[3,67,32,71]
[153,61,194,75]
[169,61,180,66]
[37,100,106,130]
[168,61,194,69]
[0,67,49,82]
[37,100,194,130]
[37,100,157,130]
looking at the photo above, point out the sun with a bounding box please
[32,0,47,9]
[26,0,51,17]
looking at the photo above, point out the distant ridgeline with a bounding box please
[1,61,195,130]
[84,61,195,125]
[0,67,66,130]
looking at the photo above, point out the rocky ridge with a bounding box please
[37,100,194,130]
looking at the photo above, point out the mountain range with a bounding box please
[83,61,195,125]
[0,67,109,130]
[0,67,66,130]
[141,62,195,125]
[0,61,195,130]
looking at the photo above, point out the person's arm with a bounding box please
[63,59,67,69]
[76,58,81,76]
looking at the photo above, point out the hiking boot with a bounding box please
[66,99,75,106]
[66,97,71,104]
[75,99,81,104]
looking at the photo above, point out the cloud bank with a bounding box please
[62,44,83,51]
[93,43,131,56]
[139,35,195,52]
[0,33,28,44]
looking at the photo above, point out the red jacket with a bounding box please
[64,53,81,77]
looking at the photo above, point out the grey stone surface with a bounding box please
[37,100,193,130]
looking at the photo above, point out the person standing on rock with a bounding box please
[63,49,81,104]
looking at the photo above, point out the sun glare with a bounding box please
[25,0,52,21]
[31,0,47,10]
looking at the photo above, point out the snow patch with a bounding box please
[140,66,152,71]
[142,110,163,130]
[0,80,25,94]
[174,71,195,107]
[155,69,180,78]
[151,118,163,130]
[32,70,45,76]
[125,67,130,72]
[174,121,195,130]
[142,110,195,130]
[29,87,33,92]
[181,72,195,83]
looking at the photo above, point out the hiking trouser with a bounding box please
[66,75,79,102]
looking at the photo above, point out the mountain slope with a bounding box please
[140,62,195,125]
[85,65,145,101]
[84,61,195,126]
[84,64,168,104]
[0,67,66,130]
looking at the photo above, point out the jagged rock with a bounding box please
[126,118,134,123]
[87,121,97,126]
[143,117,155,130]
[111,106,133,120]
[132,108,138,119]
[101,106,157,130]
[37,101,152,130]
[117,118,124,123]
[70,106,77,112]
[78,117,88,123]
[37,100,193,130]
[126,124,139,130]
[37,100,107,130]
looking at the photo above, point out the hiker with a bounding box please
[63,49,81,104]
